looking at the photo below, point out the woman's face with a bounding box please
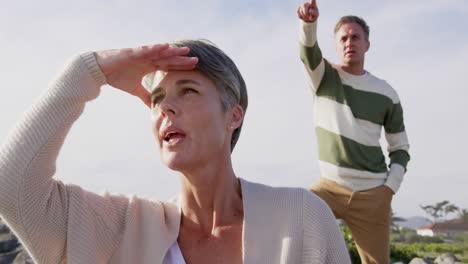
[150,70,236,172]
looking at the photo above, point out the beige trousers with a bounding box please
[311,178,393,264]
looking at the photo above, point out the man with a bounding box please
[297,1,410,263]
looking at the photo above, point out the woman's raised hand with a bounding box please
[96,44,198,107]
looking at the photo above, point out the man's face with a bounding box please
[335,22,370,67]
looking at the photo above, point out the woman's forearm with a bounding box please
[0,52,106,262]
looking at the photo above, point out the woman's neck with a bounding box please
[179,162,243,235]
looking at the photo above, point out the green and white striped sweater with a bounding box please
[299,21,410,193]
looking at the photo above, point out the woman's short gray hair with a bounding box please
[144,39,248,152]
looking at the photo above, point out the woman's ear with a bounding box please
[229,105,244,130]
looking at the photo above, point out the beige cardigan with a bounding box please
[0,53,351,264]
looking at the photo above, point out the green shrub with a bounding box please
[341,226,419,263]
[342,225,468,262]
[392,242,468,261]
[454,233,468,243]
[390,244,419,263]
[341,226,361,263]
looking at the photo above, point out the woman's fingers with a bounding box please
[130,44,170,60]
[96,43,198,99]
[135,45,191,62]
[150,47,197,69]
[152,56,198,71]
[158,46,191,59]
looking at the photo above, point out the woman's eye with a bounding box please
[182,88,197,95]
[152,95,164,106]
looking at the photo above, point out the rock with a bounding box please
[409,258,432,264]
[434,253,459,264]
[0,218,33,264]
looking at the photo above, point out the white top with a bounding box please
[163,242,186,264]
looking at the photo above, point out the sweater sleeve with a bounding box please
[299,20,345,99]
[383,93,410,193]
[0,53,125,263]
[299,21,327,93]
[301,190,351,263]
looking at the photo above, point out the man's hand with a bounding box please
[382,185,395,195]
[96,44,198,107]
[297,0,319,23]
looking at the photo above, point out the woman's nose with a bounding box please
[157,98,177,118]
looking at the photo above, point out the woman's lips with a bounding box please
[164,132,186,147]
[160,125,187,148]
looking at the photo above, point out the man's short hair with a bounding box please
[334,15,370,41]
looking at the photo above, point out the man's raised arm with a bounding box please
[298,0,326,93]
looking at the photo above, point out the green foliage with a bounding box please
[420,200,460,222]
[389,226,468,262]
[459,208,468,224]
[444,204,460,218]
[390,244,419,263]
[392,243,468,261]
[341,225,361,263]
[454,233,468,243]
[420,200,449,221]
[341,225,468,263]
[341,225,421,263]
[391,210,406,233]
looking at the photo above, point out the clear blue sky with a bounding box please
[1,0,467,218]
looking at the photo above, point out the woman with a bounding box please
[0,40,350,263]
